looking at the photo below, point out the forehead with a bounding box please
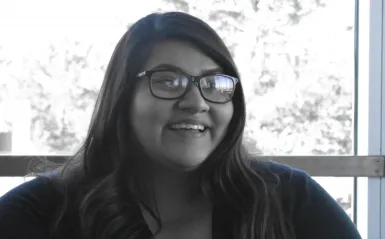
[142,40,222,75]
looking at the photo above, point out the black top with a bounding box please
[0,162,361,239]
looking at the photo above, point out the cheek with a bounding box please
[226,103,234,125]
[130,87,173,140]
[131,100,159,133]
[219,103,234,125]
[211,102,234,135]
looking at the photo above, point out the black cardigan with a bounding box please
[0,161,362,239]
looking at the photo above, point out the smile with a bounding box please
[168,123,207,132]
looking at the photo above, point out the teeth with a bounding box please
[169,123,205,131]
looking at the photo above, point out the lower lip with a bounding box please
[166,127,209,138]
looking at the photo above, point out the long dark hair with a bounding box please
[47,12,294,239]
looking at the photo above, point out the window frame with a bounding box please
[0,1,384,238]
[357,0,385,238]
[0,155,383,177]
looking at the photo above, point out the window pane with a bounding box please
[0,0,356,224]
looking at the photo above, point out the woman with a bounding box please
[0,12,361,239]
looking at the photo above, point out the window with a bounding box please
[1,1,384,238]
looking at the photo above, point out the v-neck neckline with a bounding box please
[212,204,233,239]
[138,204,233,239]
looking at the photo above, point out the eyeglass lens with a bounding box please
[150,71,236,103]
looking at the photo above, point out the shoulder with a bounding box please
[249,159,317,211]
[248,158,310,191]
[0,175,64,208]
[248,159,361,239]
[0,176,63,238]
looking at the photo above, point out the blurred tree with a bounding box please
[0,46,13,132]
[0,0,353,156]
[0,38,109,153]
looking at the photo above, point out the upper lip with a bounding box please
[168,119,212,128]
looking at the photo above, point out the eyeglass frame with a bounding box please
[136,69,239,104]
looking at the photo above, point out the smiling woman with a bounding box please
[131,40,235,170]
[0,12,361,239]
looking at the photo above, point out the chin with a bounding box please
[167,156,207,171]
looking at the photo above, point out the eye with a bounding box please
[154,78,180,87]
[159,78,176,84]
[151,71,189,90]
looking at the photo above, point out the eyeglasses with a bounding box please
[136,69,239,103]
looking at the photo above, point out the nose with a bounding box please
[177,83,210,113]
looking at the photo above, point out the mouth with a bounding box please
[167,123,209,133]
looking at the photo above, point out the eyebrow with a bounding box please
[149,63,222,75]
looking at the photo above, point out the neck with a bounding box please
[138,161,209,221]
[151,163,200,202]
